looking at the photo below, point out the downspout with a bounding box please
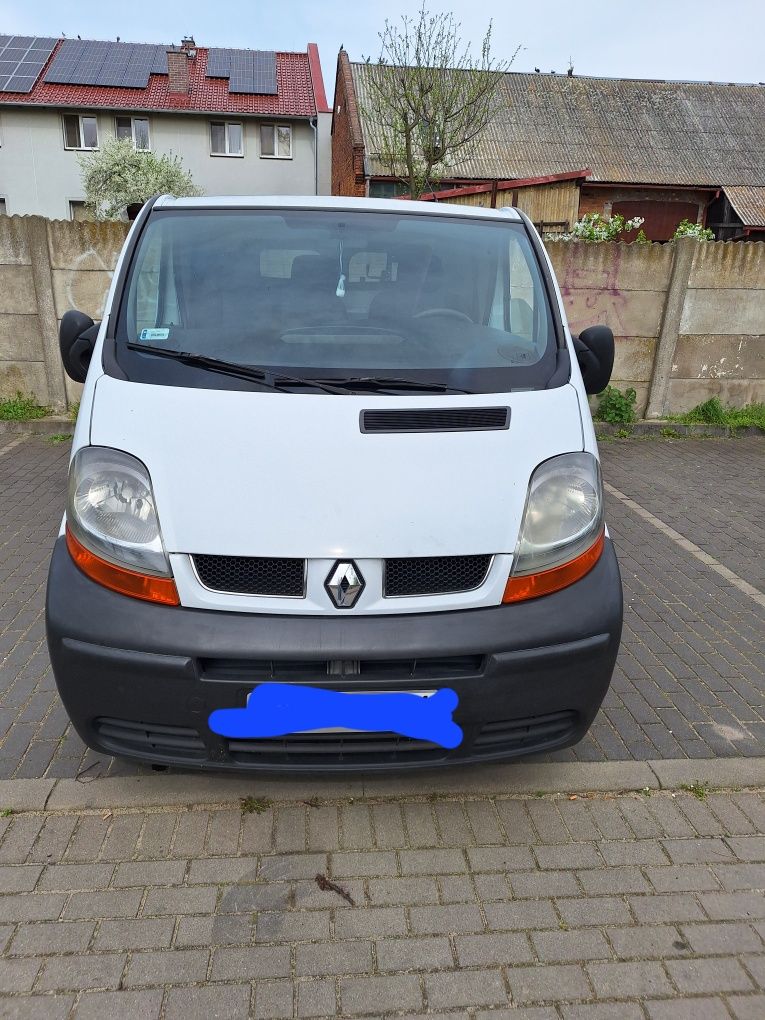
[310,117,318,195]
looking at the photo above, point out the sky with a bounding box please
[1,0,763,96]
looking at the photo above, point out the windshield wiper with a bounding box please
[317,376,473,395]
[126,344,348,394]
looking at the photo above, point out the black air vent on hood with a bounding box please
[361,407,510,434]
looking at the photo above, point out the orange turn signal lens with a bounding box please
[65,525,180,606]
[502,529,605,604]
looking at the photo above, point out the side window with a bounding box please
[63,114,98,150]
[128,224,181,337]
[260,249,318,279]
[507,236,536,340]
[348,252,395,284]
[0,199,7,216]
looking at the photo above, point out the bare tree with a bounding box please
[362,5,519,199]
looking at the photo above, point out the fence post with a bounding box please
[27,217,68,412]
[645,236,696,419]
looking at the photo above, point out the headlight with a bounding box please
[68,447,170,575]
[66,447,178,605]
[503,453,604,602]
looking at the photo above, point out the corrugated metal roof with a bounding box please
[723,186,765,227]
[351,64,765,188]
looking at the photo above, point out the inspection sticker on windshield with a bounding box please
[139,328,170,341]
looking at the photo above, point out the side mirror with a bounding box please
[573,325,615,395]
[59,310,99,383]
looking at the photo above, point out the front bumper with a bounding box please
[45,536,623,772]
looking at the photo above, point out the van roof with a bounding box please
[153,194,523,221]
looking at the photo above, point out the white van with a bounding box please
[46,195,622,771]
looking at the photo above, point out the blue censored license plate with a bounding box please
[208,683,463,749]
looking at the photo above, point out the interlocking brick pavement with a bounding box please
[0,435,763,779]
[0,789,763,1016]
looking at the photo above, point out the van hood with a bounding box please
[89,376,583,559]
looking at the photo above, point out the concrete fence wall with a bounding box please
[1,215,763,415]
[0,216,128,410]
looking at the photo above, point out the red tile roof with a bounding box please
[0,40,324,118]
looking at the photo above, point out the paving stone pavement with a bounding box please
[0,788,763,1017]
[0,435,763,779]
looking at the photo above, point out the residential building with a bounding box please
[0,34,331,219]
[332,51,765,240]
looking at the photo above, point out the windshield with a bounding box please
[115,208,558,393]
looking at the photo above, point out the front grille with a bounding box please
[384,555,492,597]
[361,407,510,433]
[200,655,484,683]
[93,717,206,759]
[92,708,578,767]
[474,711,578,752]
[193,555,305,596]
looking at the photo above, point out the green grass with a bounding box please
[680,780,710,801]
[0,392,49,421]
[670,398,765,431]
[68,400,81,423]
[240,795,272,815]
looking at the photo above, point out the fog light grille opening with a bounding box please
[474,710,578,750]
[93,717,206,758]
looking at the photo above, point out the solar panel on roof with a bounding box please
[45,39,168,88]
[206,47,277,95]
[0,35,57,92]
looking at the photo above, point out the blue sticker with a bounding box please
[139,328,170,341]
[209,684,463,749]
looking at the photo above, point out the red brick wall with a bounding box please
[331,51,366,197]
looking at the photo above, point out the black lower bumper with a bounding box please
[45,536,623,772]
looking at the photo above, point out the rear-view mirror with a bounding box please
[574,325,615,395]
[59,310,99,383]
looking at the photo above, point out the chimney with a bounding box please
[167,47,190,93]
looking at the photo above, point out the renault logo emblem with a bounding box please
[325,561,365,609]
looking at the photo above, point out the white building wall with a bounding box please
[0,106,324,219]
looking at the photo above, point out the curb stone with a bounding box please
[1,758,763,813]
[2,418,762,440]
[595,420,762,438]
[0,416,73,436]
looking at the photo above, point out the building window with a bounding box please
[116,116,150,151]
[63,114,98,150]
[69,200,93,222]
[210,121,243,156]
[260,124,292,159]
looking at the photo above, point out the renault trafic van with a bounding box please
[46,196,622,771]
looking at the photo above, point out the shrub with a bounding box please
[594,386,637,424]
[563,213,646,242]
[80,138,202,220]
[673,219,714,241]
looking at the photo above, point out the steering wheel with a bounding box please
[414,308,473,324]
